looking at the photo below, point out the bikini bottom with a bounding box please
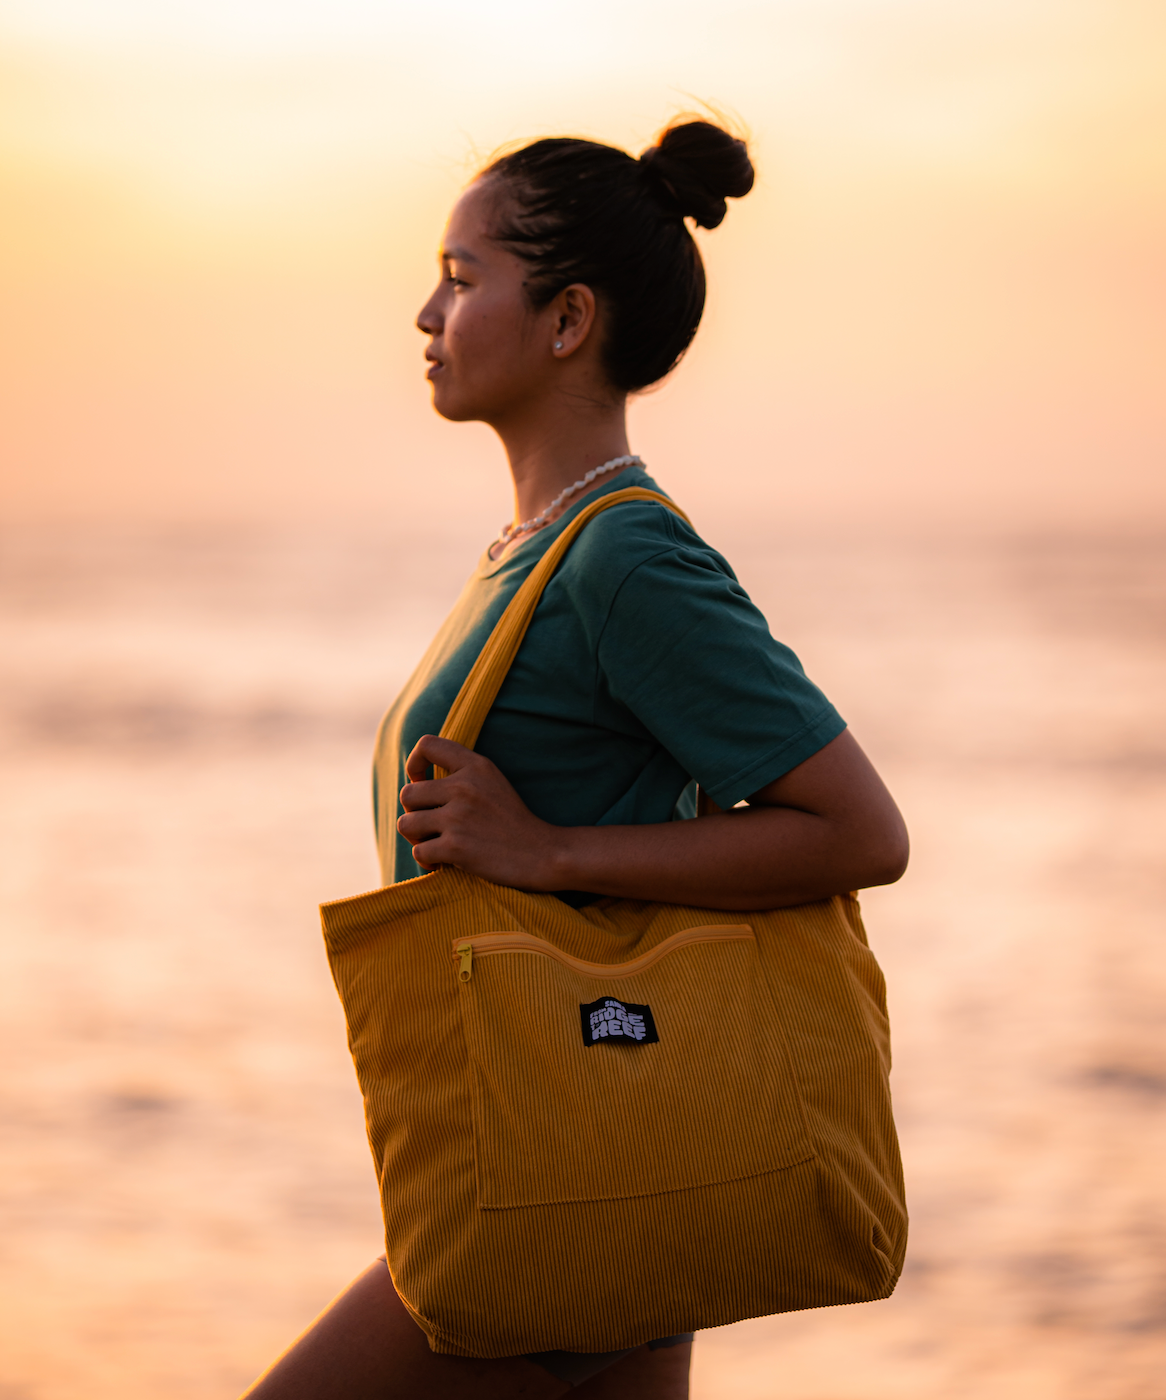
[524,1333,694,1388]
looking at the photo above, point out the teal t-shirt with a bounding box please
[372,467,845,888]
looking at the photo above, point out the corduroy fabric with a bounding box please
[321,488,906,1357]
[460,926,811,1205]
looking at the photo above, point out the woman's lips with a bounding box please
[426,360,443,379]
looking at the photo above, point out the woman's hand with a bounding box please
[398,735,564,888]
[399,729,908,910]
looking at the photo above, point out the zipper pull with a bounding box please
[456,942,473,983]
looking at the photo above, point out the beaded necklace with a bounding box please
[493,454,644,553]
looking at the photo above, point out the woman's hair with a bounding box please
[480,119,754,393]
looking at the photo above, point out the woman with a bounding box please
[244,118,908,1400]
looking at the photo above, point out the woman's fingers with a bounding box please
[407,840,442,873]
[401,737,485,812]
[395,737,557,888]
[404,734,475,782]
[396,808,444,843]
[399,819,470,873]
[400,739,493,813]
[399,778,444,812]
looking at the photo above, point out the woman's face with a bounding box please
[416,179,551,425]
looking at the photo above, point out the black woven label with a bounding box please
[580,997,658,1047]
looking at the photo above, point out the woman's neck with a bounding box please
[495,399,632,526]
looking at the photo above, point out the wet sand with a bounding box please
[1,521,1164,1398]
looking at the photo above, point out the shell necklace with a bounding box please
[493,454,644,553]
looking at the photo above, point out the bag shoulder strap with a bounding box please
[437,487,689,763]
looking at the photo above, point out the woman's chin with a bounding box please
[429,386,481,424]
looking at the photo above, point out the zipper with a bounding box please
[456,942,474,983]
[452,924,752,983]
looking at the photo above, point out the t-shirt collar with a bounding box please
[475,465,655,580]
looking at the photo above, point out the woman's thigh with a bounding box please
[239,1258,691,1400]
[572,1339,692,1399]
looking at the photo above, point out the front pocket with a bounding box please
[452,926,815,1208]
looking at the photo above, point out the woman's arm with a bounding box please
[397,730,908,911]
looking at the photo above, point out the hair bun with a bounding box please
[638,120,755,229]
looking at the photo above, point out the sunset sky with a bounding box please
[1,0,1163,530]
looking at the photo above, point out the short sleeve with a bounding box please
[596,543,845,809]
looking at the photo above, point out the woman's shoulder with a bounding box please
[549,490,746,641]
[566,482,731,579]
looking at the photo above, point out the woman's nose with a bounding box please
[416,293,442,335]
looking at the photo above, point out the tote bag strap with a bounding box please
[435,487,689,772]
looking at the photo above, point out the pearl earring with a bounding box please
[554,341,564,350]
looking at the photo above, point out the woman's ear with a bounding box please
[550,283,598,358]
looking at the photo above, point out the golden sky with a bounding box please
[1,0,1163,529]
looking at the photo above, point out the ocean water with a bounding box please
[1,519,1164,1399]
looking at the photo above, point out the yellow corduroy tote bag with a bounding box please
[321,487,907,1358]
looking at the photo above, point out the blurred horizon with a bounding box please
[2,0,1164,533]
